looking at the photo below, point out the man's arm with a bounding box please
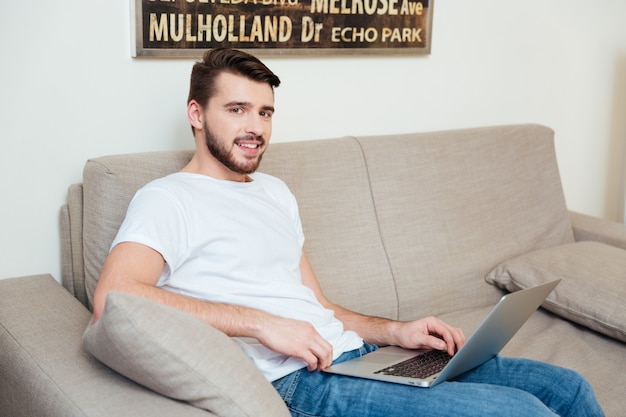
[299,251,466,356]
[92,242,333,371]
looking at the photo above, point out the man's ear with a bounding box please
[187,100,204,131]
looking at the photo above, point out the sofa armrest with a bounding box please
[0,275,213,417]
[569,211,626,249]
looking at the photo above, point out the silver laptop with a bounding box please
[323,279,560,388]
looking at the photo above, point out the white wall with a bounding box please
[1,0,626,281]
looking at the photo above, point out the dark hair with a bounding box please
[187,48,281,108]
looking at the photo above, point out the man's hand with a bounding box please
[254,315,334,372]
[391,316,466,356]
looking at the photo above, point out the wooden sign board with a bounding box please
[131,0,433,57]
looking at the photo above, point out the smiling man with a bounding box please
[92,48,604,417]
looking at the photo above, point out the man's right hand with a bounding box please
[254,315,334,372]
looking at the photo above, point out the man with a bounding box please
[93,48,604,416]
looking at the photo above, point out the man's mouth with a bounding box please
[235,136,265,152]
[237,142,260,149]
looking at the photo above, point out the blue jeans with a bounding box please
[272,343,604,417]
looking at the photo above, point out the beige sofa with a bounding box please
[1,124,625,416]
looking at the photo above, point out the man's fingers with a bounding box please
[420,317,466,355]
[302,340,333,371]
[311,338,333,370]
[438,325,465,355]
[303,352,319,371]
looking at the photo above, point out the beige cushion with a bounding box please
[82,292,290,417]
[485,241,626,342]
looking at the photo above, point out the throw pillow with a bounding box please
[82,292,290,417]
[485,241,626,342]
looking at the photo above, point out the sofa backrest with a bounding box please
[60,124,574,319]
[354,124,574,319]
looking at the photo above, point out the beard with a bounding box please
[203,122,265,175]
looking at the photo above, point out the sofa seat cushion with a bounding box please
[83,292,290,417]
[485,241,626,342]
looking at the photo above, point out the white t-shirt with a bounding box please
[112,171,363,381]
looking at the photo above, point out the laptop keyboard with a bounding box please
[374,350,452,379]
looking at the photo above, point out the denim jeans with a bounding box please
[272,343,604,417]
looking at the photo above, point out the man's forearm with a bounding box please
[94,275,271,338]
[330,302,465,354]
[329,303,401,346]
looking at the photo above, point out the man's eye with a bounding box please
[261,111,273,118]
[231,108,243,114]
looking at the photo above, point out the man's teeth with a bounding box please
[238,143,258,149]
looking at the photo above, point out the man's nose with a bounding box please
[245,114,267,138]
